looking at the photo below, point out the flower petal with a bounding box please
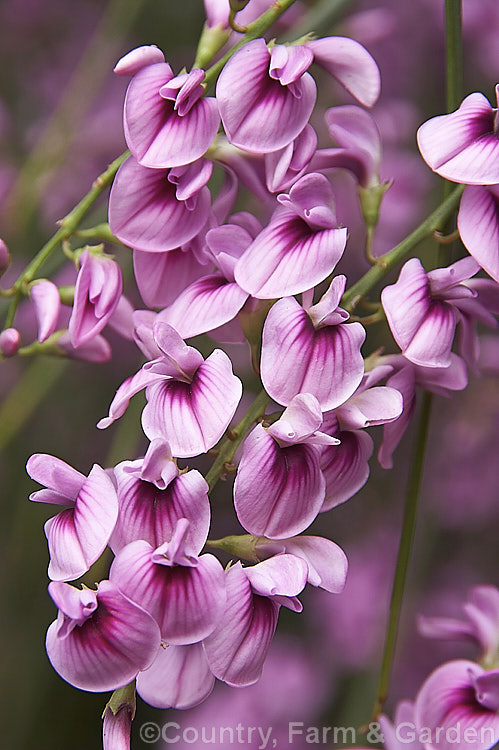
[46,580,161,692]
[320,429,373,510]
[133,247,210,308]
[203,562,279,687]
[124,63,220,168]
[111,467,210,554]
[308,37,381,107]
[216,39,317,154]
[108,157,211,252]
[136,643,215,709]
[260,297,365,409]
[233,425,325,538]
[458,185,499,283]
[158,274,249,339]
[414,660,499,750]
[110,541,226,644]
[417,93,499,184]
[142,349,242,457]
[31,280,61,343]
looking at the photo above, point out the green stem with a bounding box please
[445,0,463,114]
[372,391,433,719]
[203,0,299,89]
[2,152,128,331]
[73,223,120,244]
[341,183,465,313]
[205,388,270,492]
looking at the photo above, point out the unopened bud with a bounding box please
[0,327,21,357]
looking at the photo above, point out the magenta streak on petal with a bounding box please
[458,186,499,283]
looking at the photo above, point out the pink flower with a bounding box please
[233,394,339,538]
[111,439,210,553]
[123,62,220,168]
[417,86,499,185]
[260,275,366,409]
[27,454,118,581]
[110,518,226,645]
[108,156,212,253]
[381,257,488,368]
[414,661,499,750]
[234,173,347,298]
[68,250,122,348]
[203,556,308,686]
[98,322,242,458]
[46,580,160,692]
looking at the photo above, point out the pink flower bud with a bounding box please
[0,327,20,357]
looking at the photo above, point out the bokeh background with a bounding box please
[0,1,498,748]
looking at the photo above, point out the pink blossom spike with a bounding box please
[260,295,365,409]
[414,660,499,750]
[30,280,60,343]
[458,185,499,283]
[124,64,220,168]
[133,246,211,308]
[113,45,165,76]
[108,157,211,253]
[307,37,381,107]
[137,643,215,709]
[216,38,317,154]
[157,273,249,339]
[46,580,160,692]
[417,89,499,185]
[110,539,226,645]
[203,562,280,687]
[233,424,325,538]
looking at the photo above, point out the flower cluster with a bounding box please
[2,0,495,747]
